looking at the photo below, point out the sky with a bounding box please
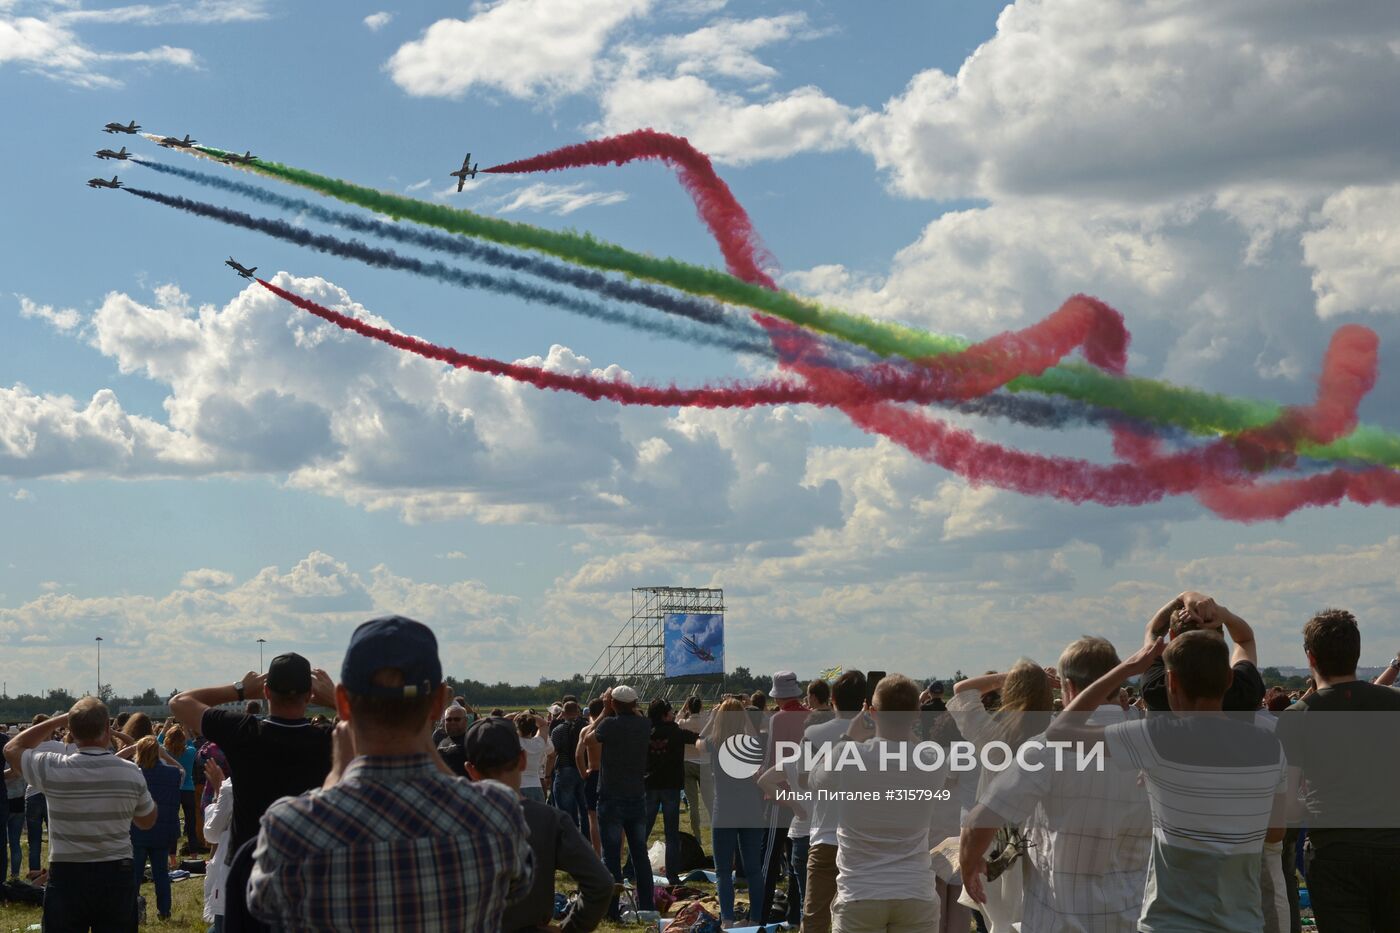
[2,0,1399,698]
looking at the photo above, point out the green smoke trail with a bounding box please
[185,144,1400,467]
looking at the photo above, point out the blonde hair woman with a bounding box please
[127,736,183,920]
[950,660,1059,933]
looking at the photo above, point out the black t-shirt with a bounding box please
[1140,656,1265,712]
[201,709,332,854]
[645,721,699,790]
[437,734,468,777]
[551,719,582,771]
[1277,681,1400,852]
[594,713,651,798]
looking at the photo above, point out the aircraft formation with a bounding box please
[89,121,490,285]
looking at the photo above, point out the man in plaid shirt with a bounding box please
[248,616,533,932]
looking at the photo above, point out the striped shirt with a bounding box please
[981,705,1152,933]
[1105,715,1285,933]
[248,754,533,932]
[21,746,155,863]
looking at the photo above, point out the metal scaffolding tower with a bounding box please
[586,587,725,701]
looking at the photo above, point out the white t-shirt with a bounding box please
[22,746,155,863]
[520,735,547,789]
[787,715,852,847]
[24,740,73,798]
[810,735,947,904]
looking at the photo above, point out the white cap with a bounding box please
[612,685,639,704]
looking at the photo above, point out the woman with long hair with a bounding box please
[162,725,201,855]
[699,697,767,927]
[128,736,183,920]
[951,660,1058,933]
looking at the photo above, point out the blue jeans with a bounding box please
[5,809,24,876]
[552,768,584,830]
[132,844,171,917]
[44,858,138,932]
[521,786,546,803]
[712,826,765,923]
[598,794,653,915]
[24,793,46,871]
[646,788,683,881]
[789,835,810,925]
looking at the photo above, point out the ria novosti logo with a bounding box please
[718,733,766,779]
[718,737,1107,779]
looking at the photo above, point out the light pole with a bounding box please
[258,638,267,673]
[95,636,103,699]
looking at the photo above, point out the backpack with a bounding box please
[2,879,45,905]
[675,830,711,871]
[671,900,719,933]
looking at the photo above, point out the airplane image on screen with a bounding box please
[682,635,716,663]
[450,152,480,192]
[94,146,129,161]
[104,120,140,134]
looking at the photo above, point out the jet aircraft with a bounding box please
[450,152,480,192]
[158,134,197,149]
[224,257,257,279]
[94,146,129,161]
[87,176,123,189]
[103,120,140,134]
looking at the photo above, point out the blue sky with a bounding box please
[2,0,1399,696]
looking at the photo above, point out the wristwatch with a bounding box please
[234,680,246,701]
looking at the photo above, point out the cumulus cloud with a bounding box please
[0,0,232,87]
[0,551,521,693]
[487,181,629,215]
[7,275,841,545]
[18,296,81,333]
[1302,184,1400,318]
[386,0,652,99]
[363,10,391,31]
[855,0,1400,202]
[597,76,854,163]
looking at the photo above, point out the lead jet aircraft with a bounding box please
[103,120,140,134]
[87,176,123,189]
[224,257,257,279]
[450,152,480,191]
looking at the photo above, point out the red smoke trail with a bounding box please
[260,279,810,408]
[779,321,1385,514]
[259,280,1128,409]
[486,129,778,289]
[1198,469,1400,521]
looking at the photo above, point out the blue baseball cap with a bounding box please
[341,616,442,698]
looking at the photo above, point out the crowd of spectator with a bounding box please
[2,591,1398,932]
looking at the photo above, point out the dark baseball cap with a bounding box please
[463,717,522,772]
[266,653,312,695]
[341,615,442,698]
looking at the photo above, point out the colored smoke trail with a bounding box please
[131,158,764,341]
[486,129,778,289]
[260,279,1135,409]
[156,139,1400,467]
[783,323,1385,515]
[123,187,774,356]
[129,164,1182,436]
[1197,469,1400,521]
[264,277,1393,518]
